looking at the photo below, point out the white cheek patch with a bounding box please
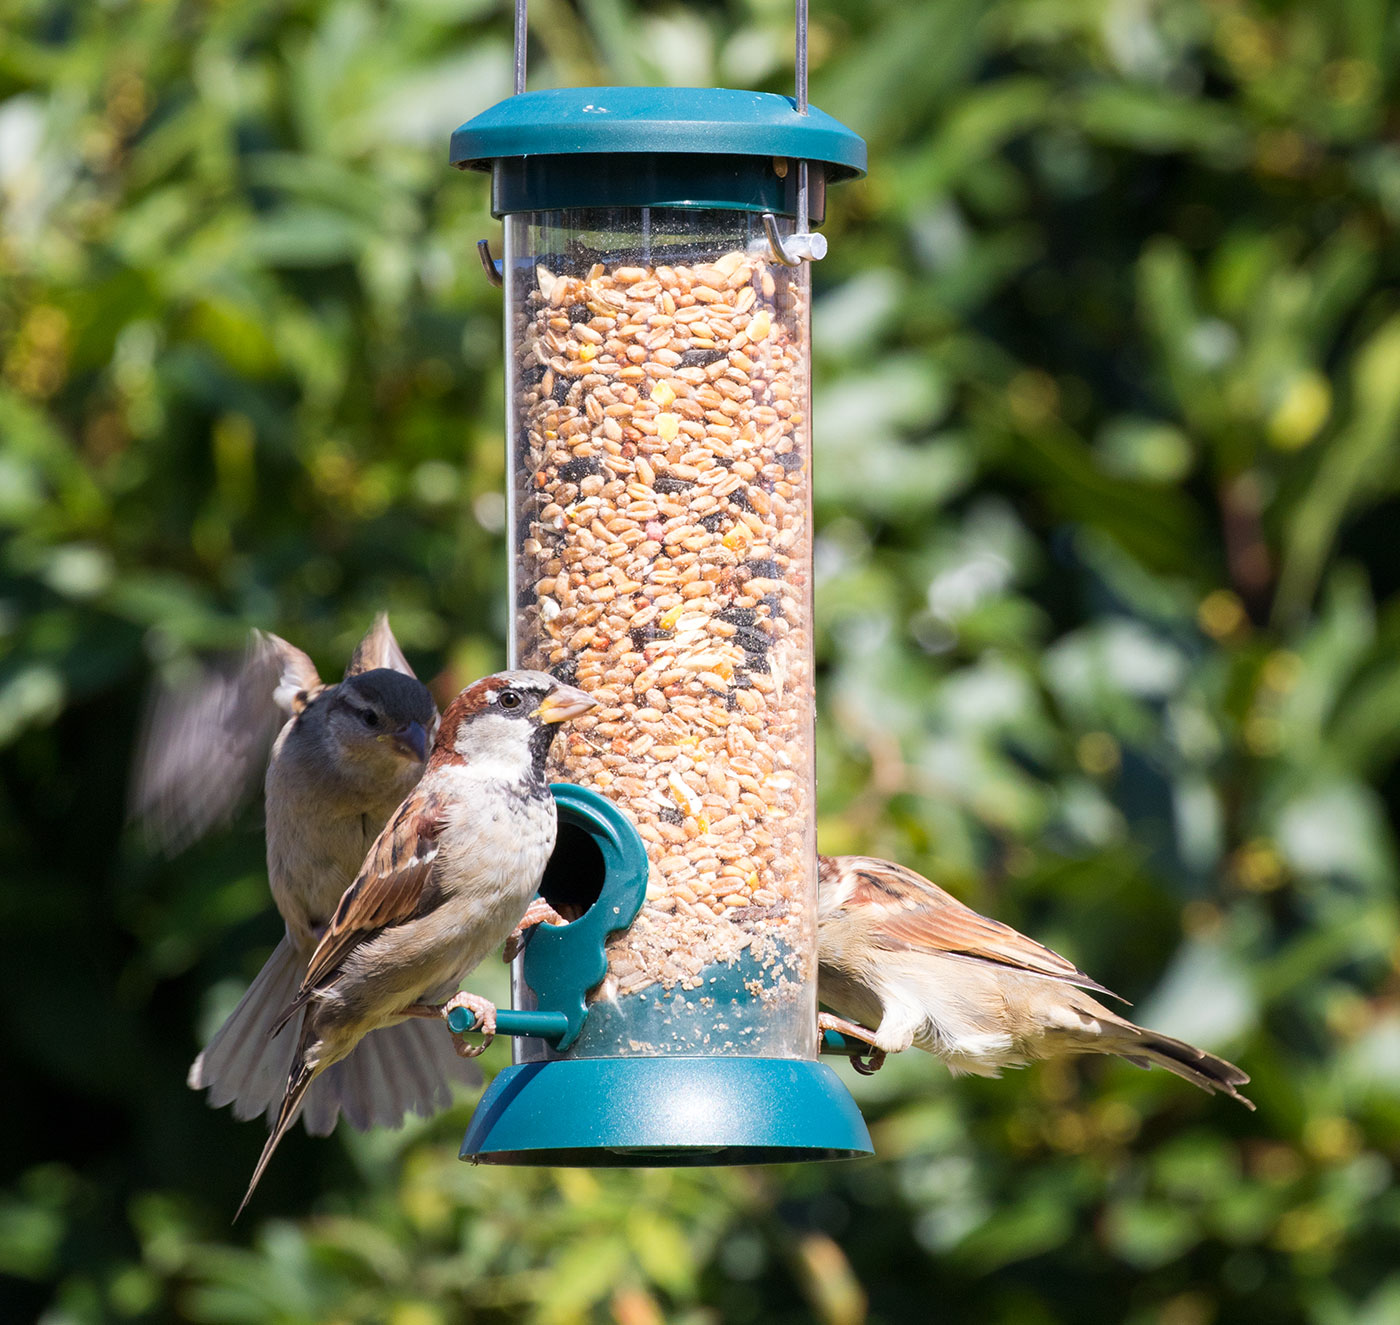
[454,712,536,769]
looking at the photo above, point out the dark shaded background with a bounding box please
[3,0,1399,1321]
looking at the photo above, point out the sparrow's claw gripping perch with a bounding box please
[817,1010,881,1045]
[502,897,569,963]
[443,991,498,1058]
[818,1012,887,1075]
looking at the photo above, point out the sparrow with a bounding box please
[147,616,481,1137]
[237,669,595,1217]
[817,854,1253,1108]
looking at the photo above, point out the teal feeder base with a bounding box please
[461,1057,872,1166]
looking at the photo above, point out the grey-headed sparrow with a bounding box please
[817,854,1252,1108]
[238,670,595,1215]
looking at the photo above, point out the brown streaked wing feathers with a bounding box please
[845,860,1124,1000]
[294,786,447,996]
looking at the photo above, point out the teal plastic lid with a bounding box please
[450,86,866,218]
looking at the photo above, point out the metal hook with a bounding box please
[478,238,504,287]
[762,212,827,266]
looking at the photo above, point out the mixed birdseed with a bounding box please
[509,239,816,1047]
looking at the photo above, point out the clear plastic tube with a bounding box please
[508,206,816,1059]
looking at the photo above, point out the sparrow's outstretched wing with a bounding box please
[821,855,1123,999]
[131,633,317,853]
[345,613,416,680]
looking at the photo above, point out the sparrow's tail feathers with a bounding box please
[1102,1017,1254,1110]
[236,1060,315,1222]
[197,950,483,1138]
[301,1017,482,1135]
[189,936,304,1124]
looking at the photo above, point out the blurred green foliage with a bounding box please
[3,0,1400,1321]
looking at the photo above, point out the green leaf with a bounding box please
[1277,314,1400,621]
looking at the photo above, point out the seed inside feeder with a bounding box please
[508,213,816,1055]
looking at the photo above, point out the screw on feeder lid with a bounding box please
[449,86,866,221]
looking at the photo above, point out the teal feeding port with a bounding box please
[450,7,871,1166]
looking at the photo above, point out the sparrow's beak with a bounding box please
[387,719,429,764]
[534,684,597,724]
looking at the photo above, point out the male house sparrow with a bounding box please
[238,669,595,1216]
[149,617,480,1136]
[817,854,1253,1108]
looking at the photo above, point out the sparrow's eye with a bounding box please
[498,689,523,711]
[359,707,380,728]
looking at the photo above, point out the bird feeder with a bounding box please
[448,2,870,1164]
